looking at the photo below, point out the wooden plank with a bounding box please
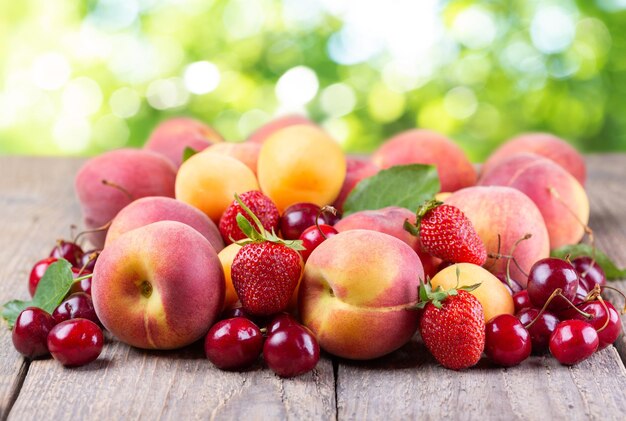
[0,157,85,418]
[336,154,626,420]
[0,157,336,420]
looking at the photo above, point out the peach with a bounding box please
[92,221,224,349]
[482,133,586,185]
[299,229,423,360]
[371,129,477,192]
[175,151,259,223]
[204,142,261,175]
[430,263,514,322]
[105,196,224,253]
[247,114,315,144]
[445,186,550,287]
[334,206,440,279]
[74,149,177,248]
[257,125,346,212]
[217,243,242,310]
[479,153,589,248]
[332,157,379,212]
[144,117,223,168]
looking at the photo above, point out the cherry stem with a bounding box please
[315,205,338,240]
[505,233,532,290]
[600,285,626,314]
[596,295,611,333]
[525,288,592,329]
[101,179,134,201]
[73,274,93,283]
[73,222,112,244]
[76,251,100,276]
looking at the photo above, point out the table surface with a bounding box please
[1,154,626,421]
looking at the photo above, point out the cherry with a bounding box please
[280,203,327,240]
[561,300,622,350]
[50,240,84,267]
[571,256,606,291]
[263,324,320,378]
[47,319,104,367]
[549,320,599,365]
[299,224,338,261]
[12,307,56,359]
[267,312,299,334]
[52,293,100,326]
[78,250,100,272]
[28,257,58,297]
[220,306,247,320]
[68,270,93,296]
[516,308,559,354]
[527,258,579,310]
[485,314,531,366]
[205,317,264,370]
[494,273,523,295]
[512,290,532,314]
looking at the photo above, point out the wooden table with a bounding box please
[1,155,626,420]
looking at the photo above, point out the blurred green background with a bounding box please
[1,0,625,161]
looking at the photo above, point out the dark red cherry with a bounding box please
[571,256,606,291]
[78,250,100,272]
[280,203,326,240]
[299,224,338,261]
[516,308,560,354]
[263,324,320,377]
[485,314,531,366]
[561,300,622,350]
[47,318,103,367]
[50,240,84,267]
[267,312,299,335]
[527,258,578,310]
[12,307,56,359]
[513,290,532,313]
[220,306,247,320]
[68,271,93,295]
[29,257,58,297]
[549,320,598,365]
[494,273,523,295]
[204,317,264,370]
[52,293,100,326]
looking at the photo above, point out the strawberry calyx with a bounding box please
[233,193,305,251]
[403,198,443,236]
[412,267,481,309]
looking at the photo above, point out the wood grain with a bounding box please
[0,157,85,419]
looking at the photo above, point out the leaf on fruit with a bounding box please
[182,146,199,163]
[1,259,75,328]
[342,164,440,216]
[551,244,626,280]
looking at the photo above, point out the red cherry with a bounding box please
[561,300,622,350]
[527,258,579,310]
[78,250,100,272]
[68,271,93,295]
[28,257,58,297]
[549,320,599,365]
[52,293,100,326]
[263,324,320,377]
[50,240,84,267]
[516,308,559,354]
[267,312,299,334]
[512,290,532,313]
[47,319,104,367]
[12,307,56,359]
[280,203,327,240]
[299,224,338,261]
[204,318,264,370]
[485,314,531,366]
[571,256,606,291]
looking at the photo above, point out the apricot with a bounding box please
[175,151,259,223]
[257,125,346,212]
[217,243,242,311]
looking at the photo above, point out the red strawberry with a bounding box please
[405,199,487,265]
[230,194,304,316]
[219,191,279,244]
[417,280,485,370]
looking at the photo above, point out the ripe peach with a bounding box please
[257,125,346,212]
[371,129,477,192]
[334,207,440,279]
[74,149,177,248]
[247,115,315,144]
[144,117,223,168]
[217,243,242,310]
[430,263,514,322]
[482,133,586,185]
[332,157,379,212]
[479,153,589,248]
[299,229,423,360]
[92,221,224,349]
[175,151,259,223]
[445,186,550,287]
[105,196,224,253]
[204,142,261,175]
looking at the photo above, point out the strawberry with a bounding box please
[405,199,487,265]
[417,279,485,370]
[219,190,280,244]
[230,194,304,316]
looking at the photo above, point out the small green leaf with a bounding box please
[342,164,440,216]
[1,300,29,328]
[551,244,626,280]
[182,147,199,163]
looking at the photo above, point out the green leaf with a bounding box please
[1,259,75,328]
[551,244,626,280]
[182,146,199,163]
[342,164,440,216]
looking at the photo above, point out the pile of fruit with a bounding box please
[2,115,624,375]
